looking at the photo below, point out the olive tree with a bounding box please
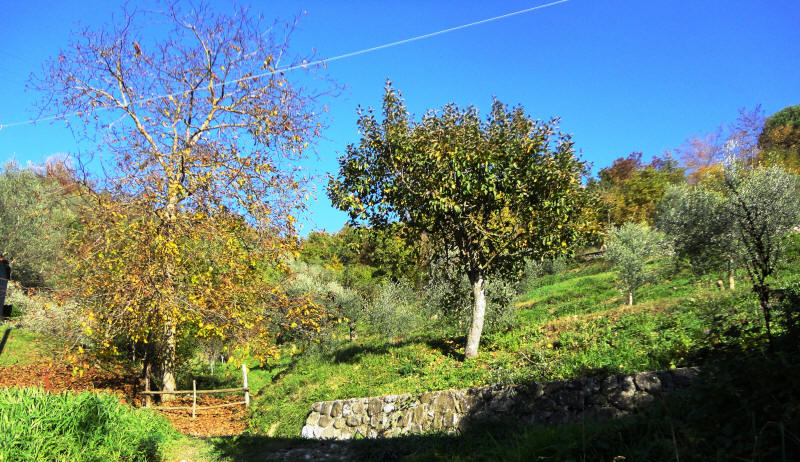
[325,281,365,342]
[366,280,420,342]
[329,83,587,358]
[0,161,78,288]
[724,163,800,345]
[657,184,737,288]
[286,261,370,343]
[605,222,669,305]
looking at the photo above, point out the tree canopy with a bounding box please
[657,184,736,286]
[605,222,669,305]
[329,82,588,358]
[36,1,330,396]
[758,105,800,171]
[0,160,78,288]
[723,163,800,345]
[590,152,685,227]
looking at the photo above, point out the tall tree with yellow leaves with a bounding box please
[35,2,331,397]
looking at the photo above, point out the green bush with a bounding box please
[515,257,569,293]
[0,388,178,462]
[366,280,420,341]
[776,281,800,346]
[5,281,86,346]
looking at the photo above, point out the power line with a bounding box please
[0,0,570,130]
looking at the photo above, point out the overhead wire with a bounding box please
[0,0,573,323]
[0,0,570,130]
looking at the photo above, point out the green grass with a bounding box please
[244,256,787,440]
[0,387,180,462]
[12,235,800,461]
[0,326,59,366]
[204,339,800,461]
[349,344,800,462]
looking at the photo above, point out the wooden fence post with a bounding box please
[145,372,151,408]
[192,380,197,418]
[242,363,249,407]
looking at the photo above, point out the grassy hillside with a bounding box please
[4,239,799,461]
[0,326,59,366]
[245,251,792,440]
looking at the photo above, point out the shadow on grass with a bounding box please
[327,341,397,364]
[422,336,465,361]
[208,331,800,462]
[327,334,467,365]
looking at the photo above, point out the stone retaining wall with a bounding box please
[301,367,698,439]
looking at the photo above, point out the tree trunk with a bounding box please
[628,292,633,306]
[161,187,180,401]
[161,322,177,401]
[349,323,357,342]
[464,275,486,359]
[143,361,152,407]
[756,285,774,350]
[728,258,735,290]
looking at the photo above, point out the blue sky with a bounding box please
[1,0,798,234]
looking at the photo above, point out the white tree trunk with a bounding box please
[628,292,633,306]
[728,258,735,290]
[465,275,486,359]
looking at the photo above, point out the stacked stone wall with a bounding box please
[301,367,698,439]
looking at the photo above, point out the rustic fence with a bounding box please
[141,363,250,418]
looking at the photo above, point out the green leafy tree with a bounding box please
[329,83,587,358]
[758,104,800,172]
[605,222,669,305]
[657,184,737,288]
[298,231,346,268]
[723,163,800,345]
[593,153,685,227]
[299,224,426,285]
[357,223,431,285]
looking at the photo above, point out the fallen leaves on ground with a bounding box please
[0,361,248,437]
[151,395,248,437]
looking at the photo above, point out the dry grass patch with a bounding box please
[535,297,682,343]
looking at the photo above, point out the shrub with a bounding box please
[366,280,420,341]
[5,281,85,346]
[775,281,800,347]
[515,257,568,293]
[0,388,178,461]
